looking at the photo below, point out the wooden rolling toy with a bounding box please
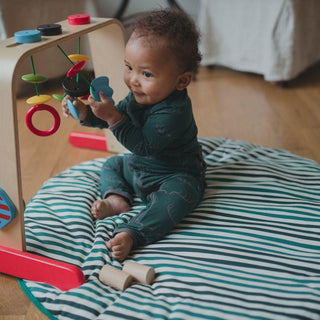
[99,262,156,291]
[123,261,156,285]
[99,265,133,291]
[0,14,127,290]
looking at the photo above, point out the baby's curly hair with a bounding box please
[131,9,202,73]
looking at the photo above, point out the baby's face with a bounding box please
[123,35,183,105]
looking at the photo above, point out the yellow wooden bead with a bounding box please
[26,95,52,105]
[68,54,90,63]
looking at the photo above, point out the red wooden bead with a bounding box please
[67,60,86,78]
[68,14,90,25]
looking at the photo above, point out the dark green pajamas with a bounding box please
[81,89,206,247]
[100,154,204,247]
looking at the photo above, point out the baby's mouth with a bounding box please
[132,90,143,97]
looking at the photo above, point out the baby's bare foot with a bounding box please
[107,232,134,262]
[91,200,113,219]
[91,195,130,220]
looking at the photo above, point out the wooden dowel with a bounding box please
[122,261,155,285]
[99,264,132,291]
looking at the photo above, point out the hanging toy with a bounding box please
[56,15,114,121]
[56,35,92,120]
[22,55,61,137]
[90,76,114,104]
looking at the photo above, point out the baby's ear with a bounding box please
[176,72,193,90]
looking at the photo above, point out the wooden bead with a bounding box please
[52,94,65,102]
[99,264,133,291]
[122,262,155,285]
[68,54,90,63]
[90,76,114,104]
[14,30,41,43]
[68,14,90,25]
[67,60,86,78]
[62,75,90,97]
[26,95,51,105]
[66,99,79,120]
[22,73,48,84]
[37,24,62,36]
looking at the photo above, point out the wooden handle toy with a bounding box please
[123,261,155,285]
[99,264,133,291]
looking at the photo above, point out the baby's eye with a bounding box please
[125,64,132,71]
[143,71,152,78]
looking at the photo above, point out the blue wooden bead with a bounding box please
[90,76,114,104]
[67,99,79,120]
[14,30,41,43]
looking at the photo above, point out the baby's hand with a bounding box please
[61,95,88,121]
[88,91,122,125]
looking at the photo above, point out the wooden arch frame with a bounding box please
[0,17,127,289]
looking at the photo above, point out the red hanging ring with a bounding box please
[26,104,60,136]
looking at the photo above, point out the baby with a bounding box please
[62,9,206,261]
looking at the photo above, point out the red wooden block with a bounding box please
[0,245,85,290]
[69,132,108,151]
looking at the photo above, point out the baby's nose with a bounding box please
[130,74,139,86]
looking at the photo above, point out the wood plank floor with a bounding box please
[1,64,319,319]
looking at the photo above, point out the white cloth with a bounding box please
[198,0,320,81]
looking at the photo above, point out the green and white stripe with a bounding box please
[22,138,320,319]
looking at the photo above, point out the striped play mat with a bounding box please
[21,138,320,320]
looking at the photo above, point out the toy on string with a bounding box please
[23,55,61,136]
[18,25,63,137]
[56,31,115,120]
[53,36,92,120]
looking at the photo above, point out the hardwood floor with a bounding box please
[191,65,320,163]
[1,64,319,319]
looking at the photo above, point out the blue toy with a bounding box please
[14,30,41,43]
[0,187,16,229]
[67,98,79,119]
[90,76,114,104]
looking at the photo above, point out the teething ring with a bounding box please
[26,104,60,136]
